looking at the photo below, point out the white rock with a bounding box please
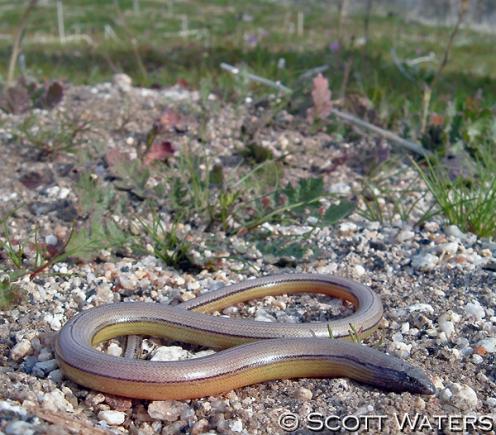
[293,387,313,401]
[5,421,35,435]
[424,222,439,232]
[338,222,357,235]
[191,350,216,359]
[151,346,191,361]
[328,182,351,195]
[254,308,275,322]
[10,339,32,361]
[412,253,438,271]
[447,383,478,410]
[487,397,496,408]
[451,312,462,323]
[0,400,28,417]
[438,315,455,338]
[408,303,434,314]
[446,225,465,239]
[387,341,411,359]
[438,242,459,256]
[439,387,453,402]
[44,313,62,331]
[37,348,52,362]
[476,338,496,353]
[148,400,189,421]
[396,230,415,242]
[229,419,243,432]
[45,235,58,246]
[392,332,403,342]
[113,73,132,91]
[465,302,485,321]
[106,342,123,357]
[472,354,483,364]
[117,274,137,291]
[42,389,74,413]
[353,265,365,277]
[98,410,126,426]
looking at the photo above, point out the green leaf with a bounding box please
[280,177,325,215]
[62,216,128,262]
[257,238,306,259]
[76,173,115,216]
[320,201,355,225]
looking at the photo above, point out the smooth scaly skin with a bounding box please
[55,274,435,399]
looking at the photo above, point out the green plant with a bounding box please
[0,276,23,311]
[357,161,432,225]
[13,112,92,156]
[139,214,197,271]
[414,151,496,238]
[241,177,354,232]
[326,323,365,344]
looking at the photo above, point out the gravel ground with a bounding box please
[1,78,495,434]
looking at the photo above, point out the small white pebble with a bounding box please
[328,182,351,195]
[254,308,276,322]
[98,410,126,426]
[424,222,439,232]
[472,354,483,364]
[445,225,465,239]
[465,302,485,321]
[229,419,243,432]
[408,303,434,314]
[396,229,415,242]
[106,342,122,357]
[353,264,365,276]
[151,346,191,361]
[147,400,189,421]
[387,341,411,359]
[37,348,52,362]
[293,387,313,401]
[412,253,438,271]
[439,387,453,402]
[448,383,478,410]
[338,222,357,235]
[392,332,404,342]
[438,315,455,338]
[42,389,74,413]
[438,241,459,256]
[45,235,58,246]
[10,339,32,361]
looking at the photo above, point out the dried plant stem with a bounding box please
[220,62,429,157]
[363,0,373,44]
[6,0,38,86]
[431,3,467,90]
[331,108,430,157]
[339,59,353,99]
[421,1,467,133]
[337,0,348,44]
[220,63,292,93]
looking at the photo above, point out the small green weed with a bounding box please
[0,277,23,311]
[140,214,197,271]
[414,151,496,238]
[13,111,92,156]
[242,177,354,232]
[357,161,432,225]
